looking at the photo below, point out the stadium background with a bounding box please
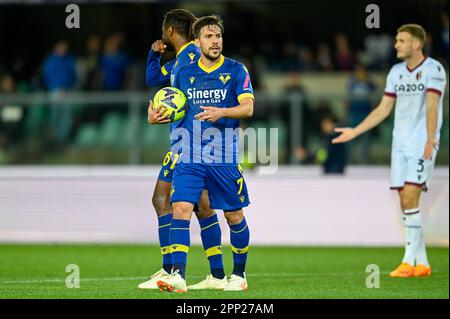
[0,0,448,299]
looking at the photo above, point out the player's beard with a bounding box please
[161,33,175,52]
[203,46,222,62]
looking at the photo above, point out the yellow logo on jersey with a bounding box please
[188,52,196,61]
[164,170,169,177]
[219,75,231,84]
[170,188,175,197]
[189,77,195,84]
[240,196,245,203]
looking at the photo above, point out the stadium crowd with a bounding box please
[0,12,448,166]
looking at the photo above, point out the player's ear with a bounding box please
[167,26,174,37]
[194,38,200,47]
[413,38,421,51]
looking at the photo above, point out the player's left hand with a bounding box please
[195,106,225,123]
[423,140,438,160]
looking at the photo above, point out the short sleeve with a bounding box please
[426,63,447,97]
[384,67,397,98]
[235,64,255,103]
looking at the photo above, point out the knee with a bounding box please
[224,211,244,225]
[172,202,193,220]
[400,195,416,210]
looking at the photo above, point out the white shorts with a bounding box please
[390,147,438,192]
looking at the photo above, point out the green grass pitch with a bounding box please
[0,244,447,299]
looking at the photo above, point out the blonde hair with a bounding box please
[397,24,426,46]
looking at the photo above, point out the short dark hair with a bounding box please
[163,9,197,41]
[192,15,224,39]
[397,24,426,46]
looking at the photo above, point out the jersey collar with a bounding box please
[198,54,225,73]
[176,41,195,57]
[406,55,428,73]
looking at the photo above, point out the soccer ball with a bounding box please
[152,87,187,122]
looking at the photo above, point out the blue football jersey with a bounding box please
[145,41,200,147]
[173,55,254,165]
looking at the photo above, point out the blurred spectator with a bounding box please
[424,32,433,56]
[317,42,334,71]
[43,41,76,91]
[297,47,316,71]
[319,113,346,174]
[280,42,300,71]
[77,35,102,91]
[364,33,393,70]
[42,40,76,145]
[281,73,320,162]
[347,64,376,163]
[260,41,277,70]
[442,13,449,61]
[100,34,130,91]
[1,74,15,92]
[334,33,357,71]
[76,35,103,126]
[1,74,23,160]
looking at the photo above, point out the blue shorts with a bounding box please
[157,150,181,183]
[170,163,250,211]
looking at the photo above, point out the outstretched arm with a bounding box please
[332,94,396,144]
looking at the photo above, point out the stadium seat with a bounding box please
[98,113,124,147]
[73,123,99,148]
[24,104,48,135]
[142,120,170,148]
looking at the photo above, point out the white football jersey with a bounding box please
[384,56,447,151]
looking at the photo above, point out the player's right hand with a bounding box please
[332,127,357,144]
[147,100,171,124]
[151,40,167,54]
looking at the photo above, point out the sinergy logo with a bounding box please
[186,88,227,101]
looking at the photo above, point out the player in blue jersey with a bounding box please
[138,9,226,290]
[157,15,254,293]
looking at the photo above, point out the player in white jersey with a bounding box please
[333,24,447,278]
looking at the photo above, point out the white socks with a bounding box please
[416,227,430,266]
[401,208,428,266]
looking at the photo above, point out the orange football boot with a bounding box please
[389,262,415,278]
[414,264,432,277]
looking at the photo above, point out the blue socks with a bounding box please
[229,218,250,278]
[199,214,225,279]
[164,215,249,280]
[157,214,173,274]
[169,219,190,279]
